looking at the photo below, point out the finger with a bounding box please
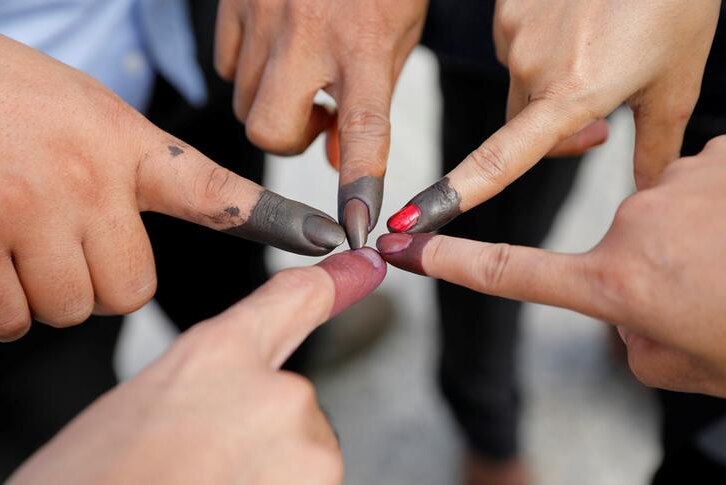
[631,80,696,190]
[231,32,267,122]
[387,98,588,233]
[245,53,335,155]
[136,137,345,256]
[547,119,609,157]
[336,59,393,249]
[83,210,156,315]
[214,0,244,80]
[13,233,94,327]
[211,248,386,369]
[377,233,608,319]
[0,253,31,341]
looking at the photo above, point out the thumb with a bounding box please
[210,248,387,369]
[377,233,611,321]
[135,133,345,256]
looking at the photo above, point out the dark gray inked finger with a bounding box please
[338,176,384,248]
[224,191,346,256]
[386,177,462,233]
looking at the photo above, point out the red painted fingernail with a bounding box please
[387,204,420,232]
[376,233,413,255]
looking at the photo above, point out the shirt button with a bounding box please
[123,51,147,77]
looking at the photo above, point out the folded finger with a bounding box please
[245,52,335,155]
[0,253,31,341]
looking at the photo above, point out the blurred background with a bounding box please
[117,47,660,485]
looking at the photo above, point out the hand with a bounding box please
[10,249,386,485]
[0,35,346,340]
[378,136,726,397]
[214,0,429,248]
[386,0,720,234]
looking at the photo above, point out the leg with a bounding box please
[435,59,582,483]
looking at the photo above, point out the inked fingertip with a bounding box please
[317,248,387,318]
[353,247,385,270]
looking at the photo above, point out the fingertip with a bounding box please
[387,177,461,233]
[376,233,435,276]
[316,248,387,318]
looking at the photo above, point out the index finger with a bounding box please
[336,58,393,249]
[213,248,387,369]
[387,98,588,233]
[135,133,345,256]
[377,233,609,321]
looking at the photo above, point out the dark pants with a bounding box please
[435,62,581,460]
[0,2,269,480]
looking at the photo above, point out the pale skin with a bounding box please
[9,249,387,485]
[389,0,721,230]
[0,35,345,340]
[379,136,726,397]
[214,0,429,243]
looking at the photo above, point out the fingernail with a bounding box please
[343,199,370,249]
[387,204,420,233]
[375,233,435,276]
[338,176,384,231]
[376,233,413,254]
[303,215,346,250]
[354,247,384,269]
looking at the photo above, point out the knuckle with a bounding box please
[467,144,508,186]
[303,447,344,484]
[505,42,534,78]
[286,0,325,32]
[99,273,157,315]
[276,371,318,412]
[62,156,100,199]
[669,99,697,125]
[0,310,31,341]
[0,175,37,216]
[473,243,512,291]
[45,295,94,328]
[590,248,651,318]
[245,117,304,155]
[704,135,726,153]
[496,2,519,38]
[232,94,250,123]
[338,108,391,142]
[85,81,137,132]
[628,357,662,390]
[249,0,282,18]
[194,165,237,208]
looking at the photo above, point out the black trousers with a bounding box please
[435,62,581,460]
[434,43,726,485]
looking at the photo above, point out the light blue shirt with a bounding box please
[0,0,207,112]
